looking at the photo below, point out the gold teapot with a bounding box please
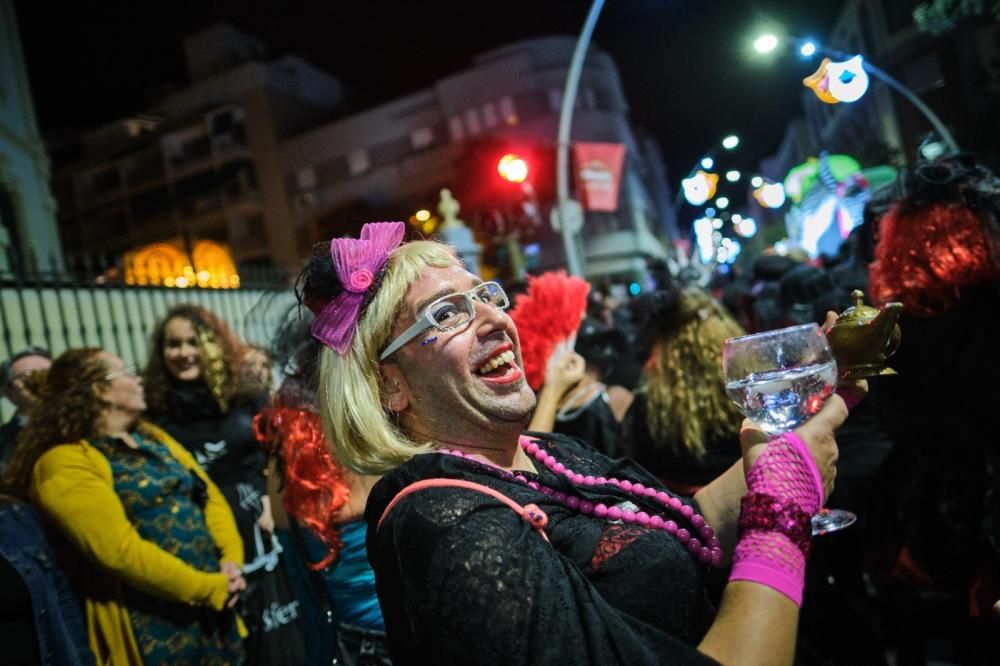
[826,290,903,380]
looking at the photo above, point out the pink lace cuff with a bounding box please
[728,431,825,608]
[729,557,807,607]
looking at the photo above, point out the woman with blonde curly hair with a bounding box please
[618,287,746,495]
[3,348,245,664]
[143,305,272,572]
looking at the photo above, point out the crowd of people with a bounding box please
[0,152,997,664]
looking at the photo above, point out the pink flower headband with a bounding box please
[310,222,405,353]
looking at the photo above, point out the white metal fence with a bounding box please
[0,284,297,420]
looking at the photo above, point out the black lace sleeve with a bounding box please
[368,462,719,665]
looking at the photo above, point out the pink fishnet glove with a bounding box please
[729,432,824,607]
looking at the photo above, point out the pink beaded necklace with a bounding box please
[437,435,723,566]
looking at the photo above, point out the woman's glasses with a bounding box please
[105,364,138,381]
[380,282,509,361]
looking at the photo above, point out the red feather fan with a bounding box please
[508,271,590,390]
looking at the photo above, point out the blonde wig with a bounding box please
[314,240,461,475]
[643,288,746,458]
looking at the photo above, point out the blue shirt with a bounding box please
[303,520,384,630]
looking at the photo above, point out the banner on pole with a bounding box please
[572,142,626,212]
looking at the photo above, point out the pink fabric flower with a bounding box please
[348,268,374,292]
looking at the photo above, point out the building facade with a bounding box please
[0,0,63,274]
[52,26,671,283]
[280,36,670,281]
[52,24,344,278]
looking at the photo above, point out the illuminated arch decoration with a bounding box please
[191,240,240,288]
[125,239,241,288]
[803,55,869,104]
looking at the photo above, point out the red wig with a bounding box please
[254,406,350,570]
[508,271,590,390]
[869,202,1000,317]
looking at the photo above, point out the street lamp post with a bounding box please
[555,0,606,277]
[755,34,960,155]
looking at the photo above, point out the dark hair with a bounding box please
[574,317,627,382]
[777,264,845,326]
[1,347,51,386]
[296,240,389,322]
[752,254,798,282]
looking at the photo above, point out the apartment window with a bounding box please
[882,0,921,33]
[410,127,434,149]
[296,166,317,190]
[94,209,128,239]
[90,168,120,196]
[481,103,497,128]
[548,89,563,113]
[449,116,464,141]
[499,96,517,124]
[904,52,946,94]
[464,109,482,136]
[348,149,371,176]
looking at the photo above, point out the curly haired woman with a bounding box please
[3,348,245,664]
[143,305,272,567]
[618,287,746,495]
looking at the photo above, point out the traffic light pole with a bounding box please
[555,0,605,277]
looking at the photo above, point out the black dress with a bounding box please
[552,387,620,459]
[154,382,268,562]
[617,392,741,490]
[366,433,719,665]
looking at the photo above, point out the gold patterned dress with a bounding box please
[91,431,243,664]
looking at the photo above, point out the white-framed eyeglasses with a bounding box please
[105,364,138,381]
[380,281,510,361]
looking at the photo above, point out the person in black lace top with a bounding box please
[298,223,853,665]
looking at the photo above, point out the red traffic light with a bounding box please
[497,153,529,183]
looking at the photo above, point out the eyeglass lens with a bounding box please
[426,283,507,330]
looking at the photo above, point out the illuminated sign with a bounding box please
[803,55,869,104]
[681,170,719,206]
[753,182,787,208]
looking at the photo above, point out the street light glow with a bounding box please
[726,170,741,182]
[800,41,817,57]
[716,197,730,209]
[701,157,714,170]
[751,175,764,188]
[415,209,431,222]
[754,34,779,54]
[497,153,529,183]
[722,135,740,150]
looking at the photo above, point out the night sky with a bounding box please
[14,0,840,205]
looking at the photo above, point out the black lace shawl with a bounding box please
[365,433,719,665]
